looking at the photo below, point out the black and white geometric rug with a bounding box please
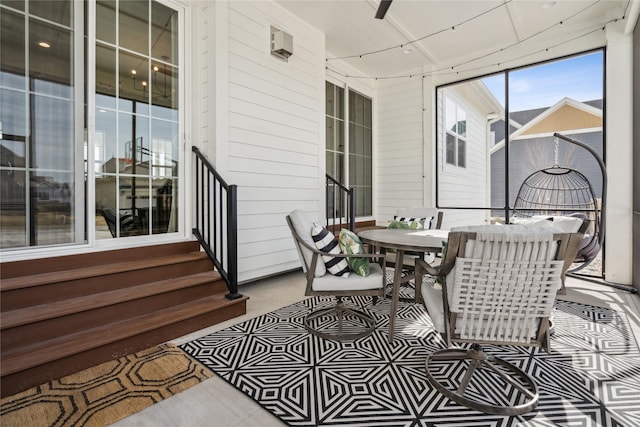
[179,296,640,426]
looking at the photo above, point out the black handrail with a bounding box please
[325,174,356,232]
[192,146,241,300]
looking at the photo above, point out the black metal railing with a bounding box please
[325,174,356,232]
[192,146,241,300]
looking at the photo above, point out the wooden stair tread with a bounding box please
[0,241,201,279]
[1,271,223,329]
[1,252,210,291]
[1,293,248,377]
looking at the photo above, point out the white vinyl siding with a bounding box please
[375,77,424,224]
[436,88,490,227]
[194,1,325,283]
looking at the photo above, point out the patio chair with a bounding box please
[286,210,386,341]
[415,224,582,415]
[385,208,444,302]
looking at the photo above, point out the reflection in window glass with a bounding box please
[443,97,467,168]
[96,0,116,44]
[1,9,25,89]
[324,82,373,218]
[119,0,148,55]
[0,0,84,249]
[29,18,72,97]
[348,89,372,217]
[94,0,179,239]
[325,82,345,182]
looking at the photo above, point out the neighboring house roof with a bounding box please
[490,97,602,153]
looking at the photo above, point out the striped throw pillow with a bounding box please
[311,223,350,278]
[394,215,436,230]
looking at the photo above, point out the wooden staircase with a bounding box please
[0,241,248,398]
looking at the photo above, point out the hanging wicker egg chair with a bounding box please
[513,134,606,273]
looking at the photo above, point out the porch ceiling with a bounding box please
[277,0,638,79]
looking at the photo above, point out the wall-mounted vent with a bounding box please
[270,26,293,61]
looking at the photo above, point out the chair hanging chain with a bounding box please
[553,137,559,167]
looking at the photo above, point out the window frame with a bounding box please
[324,80,373,219]
[434,48,606,223]
[444,97,467,168]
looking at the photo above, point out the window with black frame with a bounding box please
[435,50,604,230]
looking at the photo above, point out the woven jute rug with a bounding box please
[0,343,212,427]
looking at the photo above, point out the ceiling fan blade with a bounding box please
[375,0,393,19]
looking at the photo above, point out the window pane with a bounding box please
[151,177,176,233]
[335,153,344,182]
[119,0,148,55]
[151,2,177,64]
[119,50,149,111]
[335,120,344,153]
[0,169,26,248]
[1,88,27,168]
[325,82,334,117]
[118,113,149,175]
[348,91,356,122]
[1,9,25,89]
[96,0,116,44]
[151,118,178,177]
[445,133,455,165]
[363,97,371,128]
[457,139,466,168]
[29,18,72,98]
[95,109,116,172]
[32,95,74,170]
[95,44,117,109]
[445,97,456,134]
[2,1,25,12]
[506,52,604,216]
[151,62,178,117]
[326,151,335,178]
[335,85,344,118]
[95,174,116,239]
[457,107,466,138]
[31,171,74,246]
[326,117,335,151]
[119,175,149,236]
[29,0,71,26]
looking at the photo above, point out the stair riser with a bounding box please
[0,300,247,398]
[1,258,214,310]
[1,281,229,349]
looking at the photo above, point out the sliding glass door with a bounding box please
[94,0,181,240]
[0,0,183,251]
[0,0,84,249]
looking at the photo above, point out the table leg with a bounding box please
[388,249,404,343]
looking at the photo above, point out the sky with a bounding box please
[482,51,604,112]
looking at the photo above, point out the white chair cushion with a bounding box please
[511,215,584,233]
[421,279,446,333]
[288,210,326,277]
[311,263,384,292]
[531,215,584,233]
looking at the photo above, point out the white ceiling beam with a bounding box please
[365,0,439,66]
[624,0,640,34]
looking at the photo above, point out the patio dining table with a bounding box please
[358,228,449,343]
